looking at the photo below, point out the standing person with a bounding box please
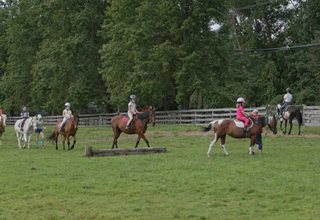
[236,97,249,132]
[280,88,293,114]
[20,106,30,131]
[59,102,72,132]
[251,109,263,153]
[126,95,139,130]
[35,114,45,147]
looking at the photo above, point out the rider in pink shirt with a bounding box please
[236,97,249,131]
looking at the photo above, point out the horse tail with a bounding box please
[47,131,56,142]
[296,109,303,125]
[203,123,212,132]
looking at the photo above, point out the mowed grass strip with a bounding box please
[0,124,319,220]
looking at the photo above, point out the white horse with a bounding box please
[0,114,7,145]
[14,117,38,149]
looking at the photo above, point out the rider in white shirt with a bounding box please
[126,95,139,130]
[59,102,72,132]
[280,88,293,113]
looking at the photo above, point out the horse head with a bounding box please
[141,106,156,126]
[73,113,80,128]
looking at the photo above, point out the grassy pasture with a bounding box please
[0,124,319,220]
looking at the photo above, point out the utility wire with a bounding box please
[236,42,320,53]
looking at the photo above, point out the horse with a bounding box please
[111,106,156,148]
[0,114,7,145]
[14,117,38,149]
[276,104,302,135]
[204,115,278,157]
[48,114,80,150]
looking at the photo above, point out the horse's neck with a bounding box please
[23,118,33,131]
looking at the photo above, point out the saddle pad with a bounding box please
[122,116,129,123]
[233,119,253,128]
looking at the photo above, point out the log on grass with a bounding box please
[84,146,167,157]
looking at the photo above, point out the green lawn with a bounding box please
[0,124,319,220]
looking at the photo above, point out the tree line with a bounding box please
[0,0,319,115]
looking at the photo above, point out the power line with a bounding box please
[236,42,320,53]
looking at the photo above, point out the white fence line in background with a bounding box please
[4,105,320,127]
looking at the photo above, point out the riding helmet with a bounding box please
[130,94,136,100]
[236,97,245,103]
[65,102,71,108]
[286,88,291,93]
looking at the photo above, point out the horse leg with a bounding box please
[283,120,288,135]
[71,136,76,150]
[27,134,32,149]
[135,136,141,148]
[55,133,59,150]
[249,136,256,155]
[67,135,71,150]
[220,135,228,156]
[288,118,293,135]
[62,136,66,150]
[23,133,27,149]
[112,130,121,149]
[207,132,218,157]
[16,132,22,149]
[137,133,150,148]
[280,120,283,133]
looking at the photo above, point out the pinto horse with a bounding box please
[276,104,302,135]
[0,114,7,145]
[48,114,79,150]
[111,106,156,148]
[204,115,277,157]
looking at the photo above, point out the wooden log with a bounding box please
[84,146,167,157]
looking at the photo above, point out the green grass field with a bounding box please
[0,124,319,220]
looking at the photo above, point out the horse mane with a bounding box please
[138,112,150,120]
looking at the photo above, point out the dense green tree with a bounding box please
[30,0,107,113]
[100,0,226,110]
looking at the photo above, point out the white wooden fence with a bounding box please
[5,105,320,127]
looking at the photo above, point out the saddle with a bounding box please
[233,118,253,129]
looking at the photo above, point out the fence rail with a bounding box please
[5,105,320,127]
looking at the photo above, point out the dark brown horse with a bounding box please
[276,104,302,135]
[0,114,7,145]
[204,115,277,157]
[48,114,79,150]
[111,106,156,148]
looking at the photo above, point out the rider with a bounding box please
[20,106,30,131]
[236,97,249,132]
[280,88,293,114]
[126,94,139,130]
[59,102,72,132]
[35,114,45,147]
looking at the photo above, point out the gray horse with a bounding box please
[14,117,38,149]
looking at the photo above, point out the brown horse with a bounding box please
[0,114,7,145]
[48,114,79,150]
[111,106,156,148]
[204,115,277,157]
